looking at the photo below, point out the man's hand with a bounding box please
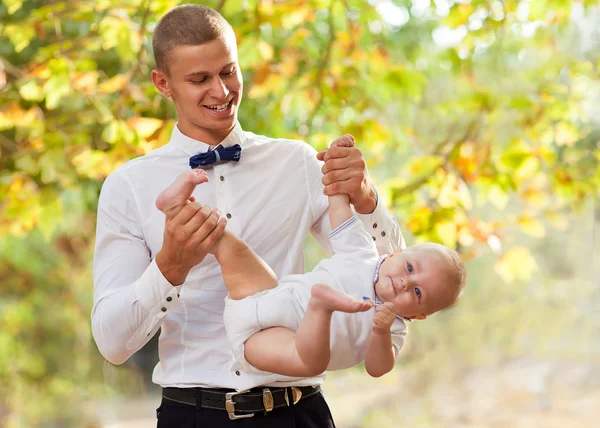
[156,201,226,286]
[371,302,396,335]
[155,170,227,285]
[317,134,377,214]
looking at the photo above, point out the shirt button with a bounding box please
[161,307,167,312]
[166,297,172,302]
[177,294,180,298]
[372,236,376,241]
[220,176,225,181]
[381,231,386,237]
[235,371,241,376]
[226,213,232,219]
[373,223,378,229]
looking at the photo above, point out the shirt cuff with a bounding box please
[328,215,359,239]
[134,259,183,317]
[356,192,388,243]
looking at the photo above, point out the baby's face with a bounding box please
[375,245,456,320]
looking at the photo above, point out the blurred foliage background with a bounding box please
[1,0,599,426]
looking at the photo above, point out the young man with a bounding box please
[92,4,404,426]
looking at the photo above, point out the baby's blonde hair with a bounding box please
[396,242,466,309]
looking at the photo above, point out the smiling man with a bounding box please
[92,4,404,427]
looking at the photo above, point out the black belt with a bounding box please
[162,385,321,420]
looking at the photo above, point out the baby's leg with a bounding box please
[211,232,278,300]
[157,170,277,299]
[243,283,374,377]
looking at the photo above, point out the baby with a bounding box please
[156,136,465,384]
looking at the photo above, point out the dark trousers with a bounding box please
[156,390,336,428]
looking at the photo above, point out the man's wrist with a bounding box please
[354,186,378,214]
[156,252,189,286]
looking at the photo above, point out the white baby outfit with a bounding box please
[222,215,407,390]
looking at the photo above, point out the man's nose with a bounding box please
[210,77,229,99]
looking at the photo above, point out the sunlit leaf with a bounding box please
[494,246,538,283]
[518,216,546,238]
[126,117,164,139]
[435,221,458,248]
[98,74,128,94]
[4,24,35,52]
[19,80,44,101]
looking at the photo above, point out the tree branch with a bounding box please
[128,0,151,82]
[306,0,336,136]
[393,119,479,196]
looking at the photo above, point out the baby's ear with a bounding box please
[414,314,426,320]
[388,248,403,258]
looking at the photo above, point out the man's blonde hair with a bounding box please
[152,4,234,74]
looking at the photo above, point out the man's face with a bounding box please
[375,246,455,320]
[153,33,243,145]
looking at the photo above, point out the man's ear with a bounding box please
[151,69,172,98]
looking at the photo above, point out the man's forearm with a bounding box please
[364,332,395,377]
[92,286,155,365]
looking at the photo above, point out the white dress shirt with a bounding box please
[92,122,404,389]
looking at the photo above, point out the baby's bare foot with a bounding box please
[156,169,208,213]
[310,283,374,313]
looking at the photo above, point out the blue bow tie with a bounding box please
[189,144,242,168]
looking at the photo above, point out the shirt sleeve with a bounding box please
[91,171,182,365]
[356,190,406,254]
[303,143,334,255]
[390,319,408,358]
[328,215,377,257]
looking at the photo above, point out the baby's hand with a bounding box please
[372,302,396,335]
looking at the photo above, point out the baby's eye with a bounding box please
[414,287,421,298]
[407,262,413,274]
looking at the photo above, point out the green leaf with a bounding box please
[19,80,44,101]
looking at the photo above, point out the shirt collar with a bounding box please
[373,255,412,323]
[170,122,245,157]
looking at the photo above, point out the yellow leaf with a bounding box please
[494,246,538,284]
[518,216,546,238]
[72,71,99,94]
[71,149,116,180]
[521,189,549,209]
[4,0,24,14]
[19,80,44,101]
[434,221,457,248]
[488,184,509,210]
[126,117,164,139]
[457,178,473,210]
[98,74,128,94]
[457,227,475,246]
[257,41,274,61]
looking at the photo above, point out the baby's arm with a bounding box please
[364,302,396,377]
[328,194,353,230]
[325,135,356,229]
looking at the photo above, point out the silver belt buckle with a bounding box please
[225,390,255,420]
